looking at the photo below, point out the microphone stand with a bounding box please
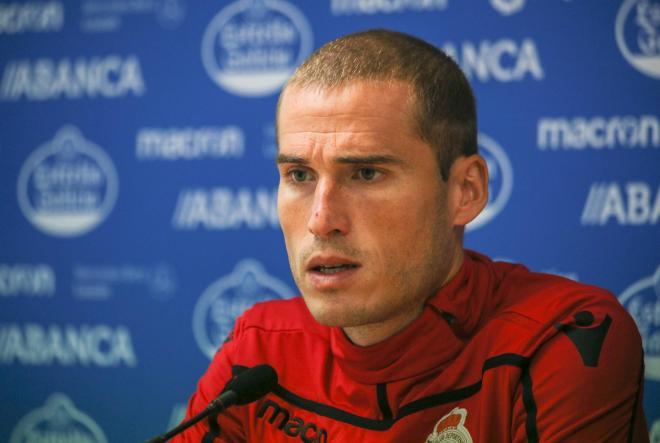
[145,364,278,443]
[145,391,237,443]
[201,412,222,443]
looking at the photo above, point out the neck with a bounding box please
[342,305,424,347]
[342,248,465,347]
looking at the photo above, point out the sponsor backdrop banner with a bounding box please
[1,0,658,441]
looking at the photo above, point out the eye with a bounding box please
[288,169,311,183]
[355,168,381,181]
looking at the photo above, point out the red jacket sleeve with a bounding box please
[171,335,248,443]
[511,308,648,442]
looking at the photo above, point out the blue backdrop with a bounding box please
[1,0,659,441]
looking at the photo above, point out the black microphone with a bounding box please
[145,364,278,443]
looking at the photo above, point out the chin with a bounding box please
[302,295,359,327]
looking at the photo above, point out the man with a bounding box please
[174,29,648,442]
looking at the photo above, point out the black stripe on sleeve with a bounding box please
[520,362,539,443]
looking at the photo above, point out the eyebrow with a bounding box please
[276,154,402,165]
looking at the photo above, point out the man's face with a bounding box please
[276,81,461,340]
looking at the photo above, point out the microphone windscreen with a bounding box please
[228,364,278,405]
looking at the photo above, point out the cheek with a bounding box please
[356,200,422,263]
[371,192,440,235]
[375,196,446,266]
[277,190,313,273]
[278,190,305,234]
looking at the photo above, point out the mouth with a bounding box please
[305,255,361,284]
[310,264,359,274]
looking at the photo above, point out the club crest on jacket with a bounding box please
[426,407,473,443]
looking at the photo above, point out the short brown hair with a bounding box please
[277,29,477,181]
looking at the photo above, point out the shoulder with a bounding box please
[469,256,641,360]
[231,296,327,339]
[499,271,647,441]
[495,263,633,329]
[219,296,331,372]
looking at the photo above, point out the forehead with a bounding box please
[277,81,421,152]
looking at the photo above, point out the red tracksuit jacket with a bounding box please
[174,251,648,442]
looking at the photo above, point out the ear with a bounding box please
[447,155,489,226]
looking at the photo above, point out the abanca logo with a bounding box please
[581,182,659,226]
[619,265,660,381]
[443,38,544,83]
[10,393,108,443]
[616,0,660,79]
[202,0,313,97]
[193,259,295,359]
[467,133,514,231]
[17,126,119,237]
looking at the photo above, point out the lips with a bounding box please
[306,255,360,273]
[312,264,358,274]
[305,255,361,289]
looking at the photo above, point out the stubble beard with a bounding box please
[290,213,453,331]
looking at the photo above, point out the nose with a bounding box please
[307,179,350,238]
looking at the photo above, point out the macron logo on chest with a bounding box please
[257,399,329,443]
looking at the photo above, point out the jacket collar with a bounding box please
[329,250,506,384]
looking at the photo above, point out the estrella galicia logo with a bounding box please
[10,393,108,443]
[619,265,660,381]
[201,0,313,97]
[490,0,526,16]
[193,259,295,359]
[616,0,660,79]
[17,126,119,237]
[466,133,514,231]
